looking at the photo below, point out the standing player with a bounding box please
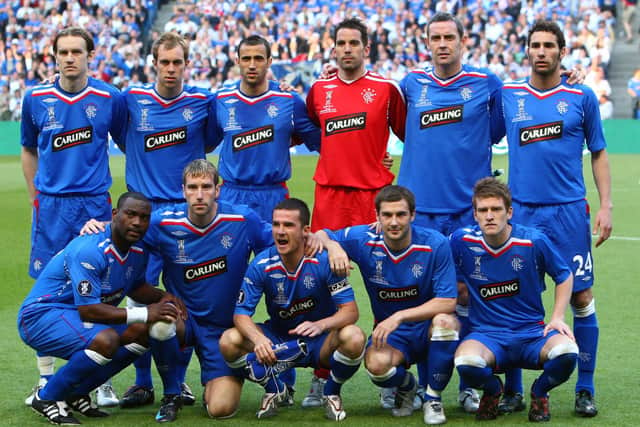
[219,198,366,421]
[17,192,184,426]
[397,12,504,412]
[306,18,406,231]
[318,185,460,425]
[502,20,612,417]
[115,31,216,410]
[213,35,320,222]
[20,26,127,406]
[451,177,578,422]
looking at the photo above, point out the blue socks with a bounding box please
[532,353,577,397]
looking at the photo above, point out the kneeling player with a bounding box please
[450,178,578,422]
[220,199,366,421]
[17,193,185,425]
[318,185,460,425]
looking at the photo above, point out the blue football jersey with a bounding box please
[449,224,572,335]
[327,225,457,324]
[118,84,216,201]
[21,224,147,309]
[20,77,126,195]
[142,201,273,327]
[503,77,607,204]
[213,80,320,185]
[235,247,355,335]
[398,65,504,213]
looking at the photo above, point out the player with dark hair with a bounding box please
[502,20,612,417]
[317,185,460,425]
[213,34,320,221]
[20,25,127,407]
[115,30,216,411]
[219,198,366,420]
[17,192,185,426]
[306,18,405,231]
[450,177,577,422]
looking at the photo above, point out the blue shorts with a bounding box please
[512,199,593,292]
[219,182,288,222]
[183,317,233,385]
[414,209,474,237]
[465,329,559,371]
[367,321,431,366]
[258,322,329,368]
[17,304,128,360]
[30,192,111,278]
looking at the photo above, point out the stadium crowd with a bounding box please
[0,0,618,121]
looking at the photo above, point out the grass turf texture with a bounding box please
[1,153,639,426]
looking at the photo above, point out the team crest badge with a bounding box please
[303,273,315,290]
[411,262,424,278]
[182,107,193,121]
[460,86,473,101]
[361,88,376,104]
[511,255,524,272]
[556,100,569,115]
[85,103,97,119]
[221,233,233,249]
[267,103,279,118]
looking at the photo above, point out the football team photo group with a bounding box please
[12,6,619,426]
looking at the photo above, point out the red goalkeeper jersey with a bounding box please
[307,71,406,189]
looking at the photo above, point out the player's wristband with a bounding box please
[126,306,148,324]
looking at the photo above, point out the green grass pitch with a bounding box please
[0,153,639,425]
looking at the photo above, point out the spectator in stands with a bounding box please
[628,68,640,119]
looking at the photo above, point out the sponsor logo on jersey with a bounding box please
[77,280,92,296]
[184,256,227,282]
[144,127,187,151]
[377,285,419,301]
[479,279,520,300]
[278,297,316,319]
[52,126,93,151]
[420,106,463,128]
[101,289,125,305]
[519,121,563,145]
[232,125,274,151]
[328,278,350,295]
[325,113,366,136]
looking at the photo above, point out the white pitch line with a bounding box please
[608,236,640,241]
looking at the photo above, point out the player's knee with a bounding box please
[149,320,176,341]
[219,328,244,360]
[430,318,460,342]
[571,289,593,311]
[547,341,579,361]
[88,328,120,358]
[364,349,391,375]
[454,355,488,387]
[205,398,238,419]
[338,325,366,354]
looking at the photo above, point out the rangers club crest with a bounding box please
[221,233,233,249]
[411,262,424,278]
[361,88,376,104]
[556,100,569,115]
[303,273,315,289]
[460,86,473,101]
[85,103,97,119]
[182,107,193,121]
[267,103,279,118]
